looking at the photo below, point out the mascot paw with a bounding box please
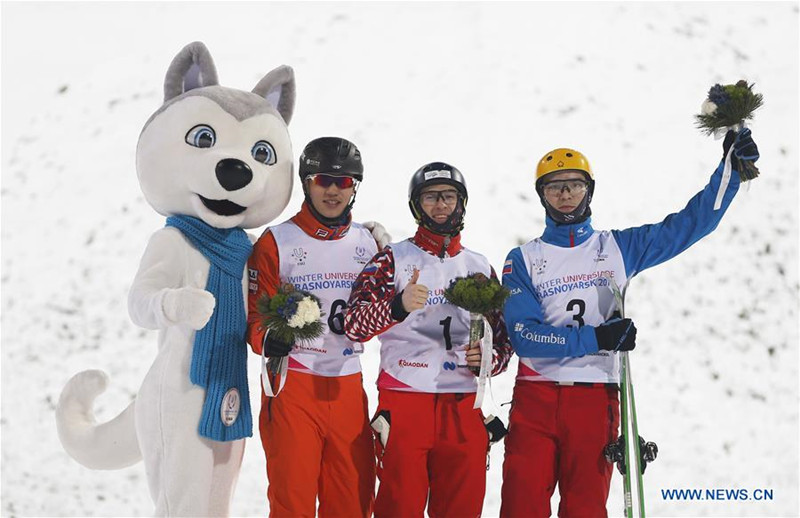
[163,287,216,329]
[362,220,392,249]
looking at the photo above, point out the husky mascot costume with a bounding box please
[55,42,296,516]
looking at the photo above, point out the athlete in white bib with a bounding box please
[246,137,390,517]
[345,162,513,518]
[499,130,760,517]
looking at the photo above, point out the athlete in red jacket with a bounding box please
[247,137,386,517]
[344,162,513,518]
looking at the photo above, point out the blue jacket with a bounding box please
[503,157,741,360]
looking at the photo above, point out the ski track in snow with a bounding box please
[1,3,798,517]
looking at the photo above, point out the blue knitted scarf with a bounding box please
[166,215,253,441]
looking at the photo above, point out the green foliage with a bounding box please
[695,80,764,136]
[256,283,325,344]
[694,80,763,182]
[444,272,510,315]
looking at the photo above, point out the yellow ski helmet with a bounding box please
[535,148,595,225]
[536,148,593,182]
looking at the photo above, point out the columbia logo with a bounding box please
[514,323,524,332]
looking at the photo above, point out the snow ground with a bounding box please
[1,2,798,517]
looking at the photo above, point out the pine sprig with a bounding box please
[444,272,510,316]
[695,80,764,136]
[257,283,325,344]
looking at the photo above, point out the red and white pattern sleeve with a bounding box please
[487,266,513,377]
[344,247,400,342]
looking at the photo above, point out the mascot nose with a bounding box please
[216,159,253,191]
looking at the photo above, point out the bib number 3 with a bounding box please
[566,299,586,327]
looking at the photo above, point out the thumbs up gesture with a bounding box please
[401,268,429,313]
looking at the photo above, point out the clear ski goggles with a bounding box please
[419,189,460,206]
[307,173,359,189]
[541,179,589,196]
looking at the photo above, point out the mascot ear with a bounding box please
[163,41,220,102]
[252,65,296,125]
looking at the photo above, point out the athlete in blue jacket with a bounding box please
[499,129,759,517]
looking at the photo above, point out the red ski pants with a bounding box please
[373,390,488,518]
[500,381,619,518]
[259,370,375,518]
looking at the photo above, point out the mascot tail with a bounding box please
[56,369,142,470]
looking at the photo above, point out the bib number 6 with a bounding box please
[328,299,346,335]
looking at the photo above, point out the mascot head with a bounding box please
[136,41,295,229]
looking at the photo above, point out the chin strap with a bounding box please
[537,178,594,225]
[544,200,592,225]
[413,197,466,237]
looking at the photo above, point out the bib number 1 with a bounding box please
[439,316,453,350]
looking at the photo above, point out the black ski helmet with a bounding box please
[298,137,363,226]
[408,162,468,236]
[299,137,363,181]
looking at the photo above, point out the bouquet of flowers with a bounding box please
[695,80,763,181]
[256,283,325,395]
[444,272,510,371]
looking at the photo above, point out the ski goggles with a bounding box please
[307,174,359,189]
[541,179,589,195]
[419,189,460,205]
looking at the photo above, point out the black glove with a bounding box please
[390,292,410,321]
[722,128,760,162]
[733,127,759,162]
[595,318,637,352]
[263,332,293,357]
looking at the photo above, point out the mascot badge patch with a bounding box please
[55,42,295,516]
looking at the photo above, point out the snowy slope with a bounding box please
[1,2,798,517]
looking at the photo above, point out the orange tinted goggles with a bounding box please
[307,174,358,189]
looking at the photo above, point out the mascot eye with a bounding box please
[185,125,216,148]
[252,141,277,165]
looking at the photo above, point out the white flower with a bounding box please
[701,99,718,116]
[287,297,321,328]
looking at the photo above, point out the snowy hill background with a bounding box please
[2,2,798,517]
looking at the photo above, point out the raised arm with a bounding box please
[614,129,758,278]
